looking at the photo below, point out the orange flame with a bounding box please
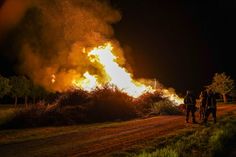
[53,42,183,104]
[161,89,184,105]
[71,43,153,98]
[72,71,99,92]
[51,74,56,84]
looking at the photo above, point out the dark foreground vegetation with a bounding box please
[121,113,236,157]
[0,87,183,129]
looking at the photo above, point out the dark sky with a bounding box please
[111,0,236,94]
[0,0,236,95]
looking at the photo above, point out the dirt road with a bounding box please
[0,105,236,157]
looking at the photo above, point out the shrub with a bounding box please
[1,88,140,128]
[137,148,178,157]
[1,102,47,128]
[150,99,183,116]
[87,87,137,122]
[1,87,177,128]
[133,92,163,116]
[56,89,90,107]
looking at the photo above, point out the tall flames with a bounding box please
[72,43,153,98]
[52,42,183,104]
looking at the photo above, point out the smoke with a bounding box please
[0,0,34,40]
[11,0,123,91]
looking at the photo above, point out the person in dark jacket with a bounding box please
[199,90,207,121]
[184,90,197,123]
[204,89,217,124]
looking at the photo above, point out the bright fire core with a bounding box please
[53,42,183,104]
[72,43,153,98]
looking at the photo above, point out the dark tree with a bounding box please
[0,75,11,99]
[10,76,31,106]
[30,82,47,104]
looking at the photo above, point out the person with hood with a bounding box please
[184,90,197,123]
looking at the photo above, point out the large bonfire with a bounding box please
[51,42,183,105]
[7,0,184,105]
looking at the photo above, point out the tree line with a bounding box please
[0,75,47,106]
[0,72,235,106]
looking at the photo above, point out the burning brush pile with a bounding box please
[0,0,184,128]
[1,87,181,129]
[1,43,183,129]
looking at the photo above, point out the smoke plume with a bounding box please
[6,0,123,91]
[0,0,34,40]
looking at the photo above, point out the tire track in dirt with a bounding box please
[71,117,185,157]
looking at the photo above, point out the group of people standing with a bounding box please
[184,89,217,124]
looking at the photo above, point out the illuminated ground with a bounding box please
[0,104,235,157]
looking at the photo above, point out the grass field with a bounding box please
[0,104,235,157]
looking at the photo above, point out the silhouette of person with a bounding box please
[184,90,197,123]
[199,90,207,121]
[204,89,217,124]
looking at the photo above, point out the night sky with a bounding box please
[0,0,236,95]
[111,0,236,94]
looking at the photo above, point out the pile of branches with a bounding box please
[1,88,178,129]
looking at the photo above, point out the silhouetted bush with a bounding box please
[1,102,48,128]
[87,87,137,122]
[133,92,163,116]
[56,89,90,107]
[44,92,63,104]
[149,99,183,116]
[1,88,175,129]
